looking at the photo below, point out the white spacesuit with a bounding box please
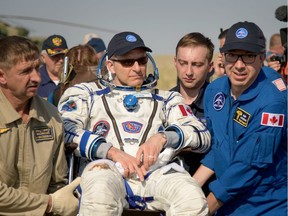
[58,31,211,216]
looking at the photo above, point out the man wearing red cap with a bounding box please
[193,21,287,215]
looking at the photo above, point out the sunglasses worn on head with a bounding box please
[110,56,148,67]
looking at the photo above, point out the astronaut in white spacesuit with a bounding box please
[58,31,211,216]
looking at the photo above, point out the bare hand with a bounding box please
[267,55,281,72]
[214,53,225,77]
[107,147,147,181]
[136,133,166,171]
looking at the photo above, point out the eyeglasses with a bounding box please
[224,53,259,64]
[110,56,148,67]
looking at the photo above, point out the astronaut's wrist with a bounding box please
[157,131,167,148]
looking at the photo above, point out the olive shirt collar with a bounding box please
[0,89,46,125]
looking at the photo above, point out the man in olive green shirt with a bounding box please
[0,36,80,216]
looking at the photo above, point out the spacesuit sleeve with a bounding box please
[58,84,112,160]
[209,103,287,203]
[162,91,211,153]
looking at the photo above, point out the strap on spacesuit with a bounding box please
[101,94,125,150]
[123,175,154,211]
[140,88,159,145]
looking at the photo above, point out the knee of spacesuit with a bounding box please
[149,170,209,216]
[78,159,128,216]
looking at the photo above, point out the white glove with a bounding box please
[49,177,81,216]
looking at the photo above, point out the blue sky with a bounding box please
[0,0,286,55]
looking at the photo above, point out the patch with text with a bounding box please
[233,107,251,127]
[34,127,54,142]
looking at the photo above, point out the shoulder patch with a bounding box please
[61,100,77,112]
[93,120,110,137]
[261,112,284,127]
[272,78,286,91]
[213,92,225,111]
[178,104,194,116]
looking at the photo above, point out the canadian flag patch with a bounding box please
[261,112,284,127]
[178,104,194,116]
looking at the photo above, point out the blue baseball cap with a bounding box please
[220,21,265,53]
[107,31,152,59]
[87,38,106,53]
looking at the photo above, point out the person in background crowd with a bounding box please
[266,33,287,83]
[207,28,228,82]
[37,34,68,99]
[58,31,211,215]
[48,44,99,106]
[0,35,80,216]
[82,32,99,44]
[193,21,287,215]
[170,32,215,196]
[87,37,107,61]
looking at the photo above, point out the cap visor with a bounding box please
[114,45,152,56]
[220,43,264,53]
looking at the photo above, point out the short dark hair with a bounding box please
[218,28,229,40]
[0,36,39,70]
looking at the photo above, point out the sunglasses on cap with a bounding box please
[110,56,148,67]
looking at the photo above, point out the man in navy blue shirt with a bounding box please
[37,34,68,99]
[193,21,287,215]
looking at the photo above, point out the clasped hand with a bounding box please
[108,133,165,181]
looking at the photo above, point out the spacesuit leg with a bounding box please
[78,159,128,216]
[145,164,209,216]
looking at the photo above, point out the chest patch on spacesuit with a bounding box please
[261,112,284,127]
[33,126,54,142]
[122,121,143,133]
[93,120,110,136]
[233,107,250,127]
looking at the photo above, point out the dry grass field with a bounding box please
[149,55,177,90]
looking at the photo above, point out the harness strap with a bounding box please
[140,89,159,145]
[101,94,125,151]
[123,176,154,211]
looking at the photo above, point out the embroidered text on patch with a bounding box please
[233,107,251,127]
[34,127,54,142]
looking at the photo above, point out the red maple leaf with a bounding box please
[269,116,278,124]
